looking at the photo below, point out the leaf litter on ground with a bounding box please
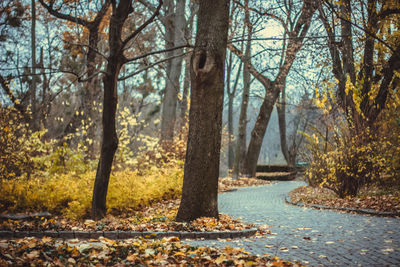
[290,185,400,213]
[0,236,303,266]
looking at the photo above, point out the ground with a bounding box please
[289,184,400,214]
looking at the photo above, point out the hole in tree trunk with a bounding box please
[198,51,207,69]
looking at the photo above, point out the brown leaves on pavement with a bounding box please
[0,236,302,266]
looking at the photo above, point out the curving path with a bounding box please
[188,181,400,266]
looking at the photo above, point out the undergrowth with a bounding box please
[0,162,183,220]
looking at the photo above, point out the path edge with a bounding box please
[0,228,258,240]
[285,193,400,217]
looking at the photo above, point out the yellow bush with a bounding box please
[0,162,183,220]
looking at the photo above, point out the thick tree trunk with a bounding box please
[176,0,230,222]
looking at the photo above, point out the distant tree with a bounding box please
[0,0,27,113]
[232,0,252,179]
[176,0,230,222]
[226,50,242,171]
[229,0,317,177]
[160,0,187,144]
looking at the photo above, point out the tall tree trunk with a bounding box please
[31,0,38,131]
[226,52,242,171]
[160,0,186,144]
[91,61,120,220]
[83,26,102,158]
[176,0,230,222]
[232,0,252,179]
[91,3,126,220]
[226,52,234,170]
[178,52,190,132]
[178,2,196,132]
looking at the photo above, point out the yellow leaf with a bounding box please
[173,251,186,257]
[215,255,226,264]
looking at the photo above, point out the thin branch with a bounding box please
[119,52,189,81]
[324,1,398,54]
[0,75,25,114]
[122,0,163,49]
[63,40,108,61]
[38,0,90,27]
[125,44,192,63]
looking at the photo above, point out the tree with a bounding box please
[318,0,400,133]
[232,0,252,179]
[176,0,230,222]
[0,0,26,114]
[92,0,162,220]
[226,51,242,171]
[160,0,187,144]
[229,0,317,177]
[313,0,400,196]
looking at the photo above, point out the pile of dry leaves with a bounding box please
[290,186,400,213]
[0,236,301,266]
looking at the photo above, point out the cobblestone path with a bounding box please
[188,181,400,266]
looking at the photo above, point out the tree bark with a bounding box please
[176,0,230,222]
[243,89,279,176]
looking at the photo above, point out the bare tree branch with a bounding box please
[122,0,163,50]
[125,44,192,63]
[119,51,188,81]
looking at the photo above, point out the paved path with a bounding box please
[188,181,400,266]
